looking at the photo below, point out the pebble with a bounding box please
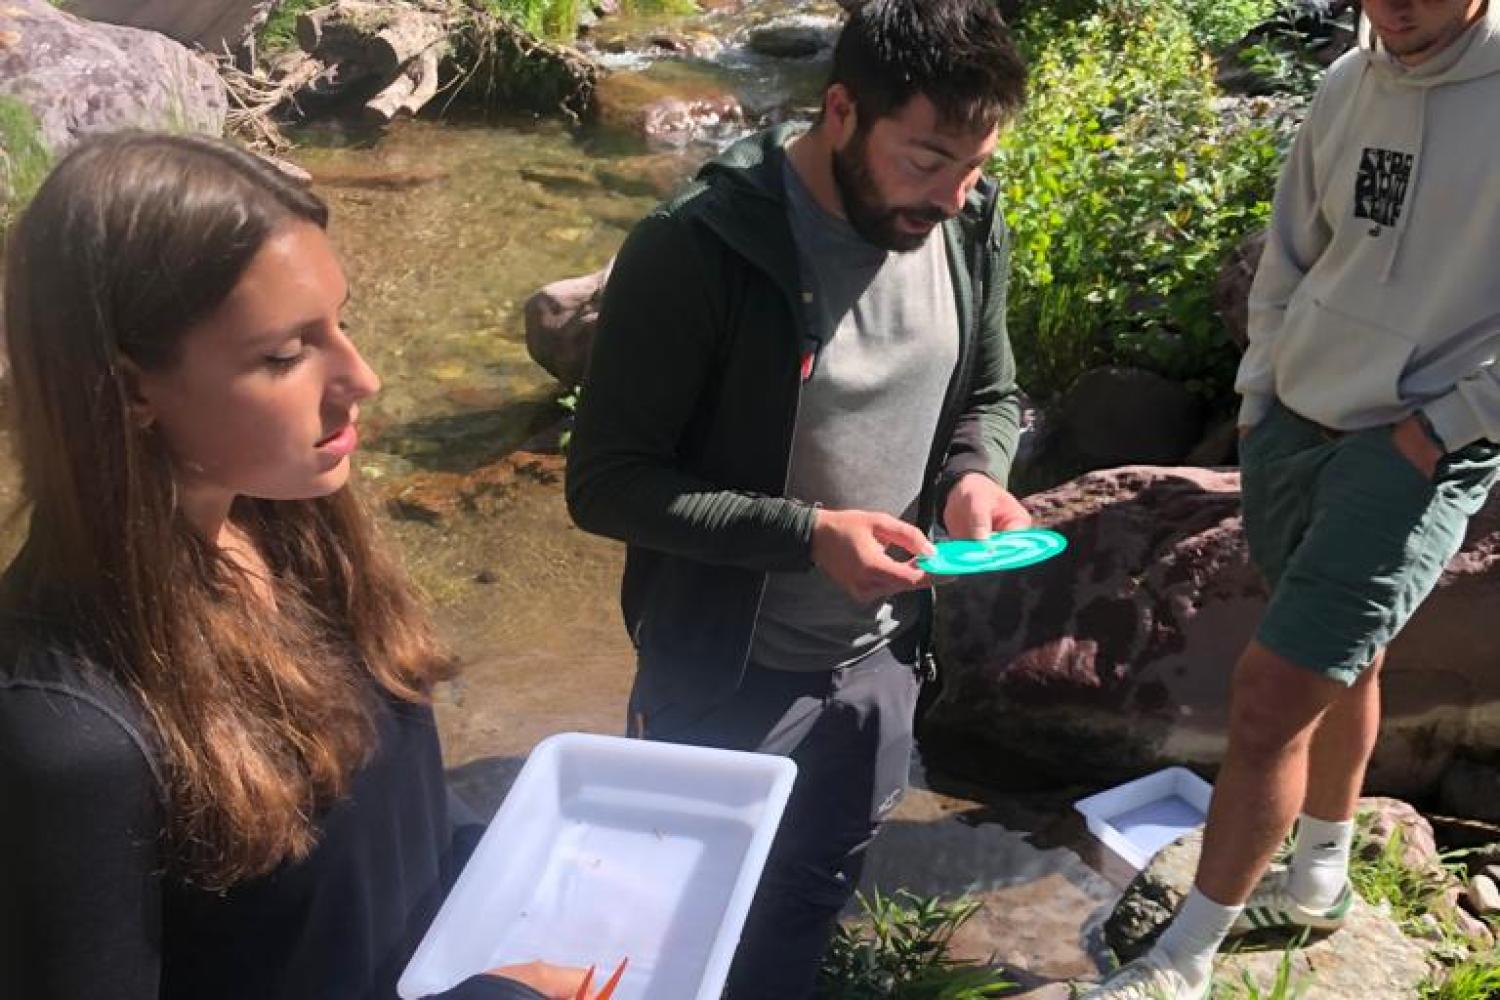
[1467,874,1500,916]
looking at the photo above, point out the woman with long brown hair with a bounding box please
[0,132,585,999]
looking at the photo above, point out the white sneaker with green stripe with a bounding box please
[1076,955,1210,1000]
[1231,865,1354,936]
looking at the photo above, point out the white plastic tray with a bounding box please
[1074,766,1214,870]
[398,733,798,1000]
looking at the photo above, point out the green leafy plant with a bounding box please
[1422,954,1500,1000]
[556,385,580,452]
[259,0,322,56]
[994,0,1295,403]
[1017,0,1279,51]
[1234,0,1346,96]
[1175,0,1281,49]
[818,889,1015,999]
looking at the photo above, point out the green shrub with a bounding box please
[1018,0,1280,51]
[258,0,323,55]
[818,890,1015,999]
[994,0,1296,403]
[1177,0,1282,49]
[0,97,51,236]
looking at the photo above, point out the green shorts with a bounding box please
[1240,402,1500,685]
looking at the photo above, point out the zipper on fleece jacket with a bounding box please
[693,178,997,687]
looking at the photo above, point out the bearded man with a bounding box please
[566,2,1029,996]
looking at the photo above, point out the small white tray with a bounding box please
[1074,766,1214,870]
[398,733,798,1000]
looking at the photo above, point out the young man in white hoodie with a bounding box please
[1086,2,1500,997]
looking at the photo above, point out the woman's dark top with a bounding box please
[0,643,545,1000]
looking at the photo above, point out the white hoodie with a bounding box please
[1236,4,1500,449]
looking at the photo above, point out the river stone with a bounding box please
[1051,367,1204,473]
[0,0,226,157]
[1101,829,1430,997]
[920,466,1500,801]
[63,0,279,54]
[1469,875,1500,917]
[524,262,612,388]
[746,16,840,59]
[1358,798,1441,878]
[591,70,742,147]
[595,153,693,199]
[1436,884,1497,948]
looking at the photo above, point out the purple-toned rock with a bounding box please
[64,0,279,55]
[921,466,1500,802]
[1358,797,1440,876]
[0,0,226,157]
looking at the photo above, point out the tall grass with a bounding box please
[1422,957,1500,1000]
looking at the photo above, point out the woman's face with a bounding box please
[136,222,380,522]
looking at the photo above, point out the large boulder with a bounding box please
[1036,368,1205,479]
[0,0,226,158]
[1213,229,1266,353]
[920,466,1500,801]
[1100,828,1429,998]
[63,0,280,55]
[524,262,612,388]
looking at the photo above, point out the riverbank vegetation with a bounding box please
[994,0,1323,408]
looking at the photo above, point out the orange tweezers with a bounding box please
[572,957,629,1000]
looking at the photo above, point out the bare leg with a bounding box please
[1301,650,1383,823]
[1194,641,1348,905]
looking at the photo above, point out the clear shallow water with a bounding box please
[290,0,835,475]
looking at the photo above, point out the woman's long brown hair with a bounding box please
[2,132,454,889]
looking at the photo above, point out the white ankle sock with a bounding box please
[1289,813,1354,909]
[1150,887,1242,989]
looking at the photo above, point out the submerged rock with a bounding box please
[0,0,226,155]
[920,466,1500,802]
[746,16,839,59]
[591,69,743,147]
